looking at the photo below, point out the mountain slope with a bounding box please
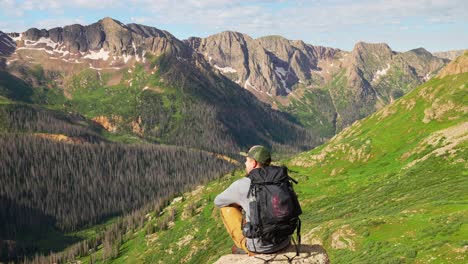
[36,53,467,264]
[289,53,467,263]
[188,34,447,136]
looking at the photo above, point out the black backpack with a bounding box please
[242,166,302,255]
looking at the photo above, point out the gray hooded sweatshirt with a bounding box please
[214,176,290,253]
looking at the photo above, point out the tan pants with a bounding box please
[220,206,252,254]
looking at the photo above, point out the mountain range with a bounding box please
[1,17,318,156]
[0,17,466,263]
[1,17,451,142]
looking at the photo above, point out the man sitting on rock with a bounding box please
[215,145,300,255]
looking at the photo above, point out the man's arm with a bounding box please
[214,180,241,208]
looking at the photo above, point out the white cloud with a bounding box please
[0,0,466,51]
[1,0,123,15]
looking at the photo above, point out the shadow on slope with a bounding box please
[0,196,80,263]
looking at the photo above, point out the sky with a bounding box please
[0,0,467,52]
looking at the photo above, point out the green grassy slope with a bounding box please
[288,69,467,263]
[57,57,466,264]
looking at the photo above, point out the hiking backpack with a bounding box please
[243,166,302,254]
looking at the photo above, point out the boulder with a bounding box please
[213,244,329,264]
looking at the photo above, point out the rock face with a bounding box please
[188,33,447,131]
[186,32,339,96]
[19,17,188,58]
[213,244,329,264]
[0,31,16,57]
[330,42,446,129]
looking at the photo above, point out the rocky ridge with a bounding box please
[186,32,340,97]
[188,33,447,130]
[6,17,190,71]
[0,31,16,57]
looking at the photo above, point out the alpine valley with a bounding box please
[0,17,466,263]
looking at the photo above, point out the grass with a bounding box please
[283,72,468,263]
[67,62,187,144]
[72,170,245,264]
[281,70,348,138]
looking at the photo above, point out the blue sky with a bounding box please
[0,0,466,52]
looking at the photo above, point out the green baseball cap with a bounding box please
[240,145,271,164]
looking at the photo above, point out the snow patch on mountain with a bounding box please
[1,38,16,48]
[37,38,58,49]
[275,66,289,91]
[11,33,22,42]
[6,59,18,65]
[123,54,132,63]
[275,67,287,77]
[214,65,237,73]
[245,79,259,91]
[84,48,110,61]
[423,72,432,81]
[373,63,391,82]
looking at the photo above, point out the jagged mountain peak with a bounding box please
[99,16,125,26]
[352,41,393,56]
[97,17,130,33]
[405,47,436,60]
[8,17,191,69]
[205,30,254,44]
[216,30,250,37]
[257,35,289,42]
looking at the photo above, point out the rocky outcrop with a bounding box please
[19,17,189,58]
[189,32,447,132]
[0,31,16,57]
[213,244,329,264]
[186,32,339,96]
[328,42,447,130]
[187,32,279,95]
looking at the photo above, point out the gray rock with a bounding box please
[213,244,329,264]
[49,27,63,43]
[24,28,42,41]
[62,24,86,53]
[0,31,16,57]
[84,23,105,50]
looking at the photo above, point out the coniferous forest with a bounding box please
[0,133,236,262]
[0,103,239,262]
